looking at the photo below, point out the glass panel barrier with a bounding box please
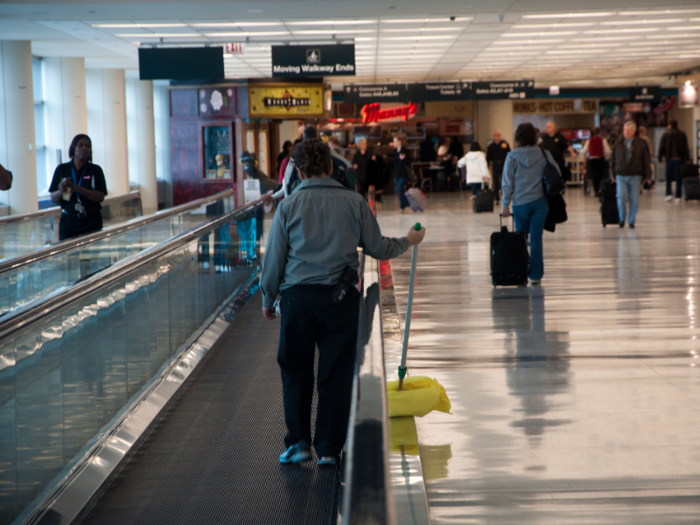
[0,193,142,261]
[0,205,262,525]
[0,195,236,317]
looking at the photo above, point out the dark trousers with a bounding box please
[491,161,504,197]
[58,213,103,241]
[666,159,682,198]
[587,158,608,195]
[277,285,360,457]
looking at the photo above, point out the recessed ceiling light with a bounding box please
[503,31,578,36]
[599,18,682,25]
[93,23,188,28]
[191,22,284,27]
[114,33,200,37]
[285,20,377,25]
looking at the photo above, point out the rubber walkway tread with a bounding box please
[81,292,341,525]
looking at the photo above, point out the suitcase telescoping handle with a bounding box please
[398,223,421,391]
[499,213,515,231]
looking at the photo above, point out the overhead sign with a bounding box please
[407,82,471,101]
[138,47,224,80]
[361,102,418,124]
[513,99,597,115]
[472,80,534,100]
[629,86,661,103]
[249,85,324,118]
[344,84,408,104]
[271,44,355,77]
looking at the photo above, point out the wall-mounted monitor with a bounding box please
[139,47,224,80]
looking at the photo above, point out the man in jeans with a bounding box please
[658,119,690,202]
[611,121,652,229]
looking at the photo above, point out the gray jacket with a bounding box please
[501,146,559,207]
[260,177,409,308]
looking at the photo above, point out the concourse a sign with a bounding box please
[271,44,355,77]
[344,84,408,104]
[472,80,534,100]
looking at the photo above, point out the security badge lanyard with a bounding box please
[70,165,88,217]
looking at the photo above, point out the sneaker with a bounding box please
[279,441,311,464]
[665,195,673,202]
[530,280,541,286]
[629,223,635,229]
[675,198,681,203]
[619,221,625,228]
[318,455,339,466]
[397,208,405,214]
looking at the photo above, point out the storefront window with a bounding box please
[203,125,232,180]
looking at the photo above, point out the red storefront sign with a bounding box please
[361,102,417,124]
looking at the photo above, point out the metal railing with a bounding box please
[342,255,395,525]
[0,196,266,525]
[0,190,236,316]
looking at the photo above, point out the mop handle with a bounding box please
[398,223,421,391]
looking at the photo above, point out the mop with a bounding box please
[387,223,451,418]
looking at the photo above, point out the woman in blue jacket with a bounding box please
[501,123,560,286]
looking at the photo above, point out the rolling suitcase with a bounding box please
[600,180,619,227]
[405,187,428,212]
[473,186,495,213]
[490,215,529,287]
[683,176,700,201]
[680,163,698,181]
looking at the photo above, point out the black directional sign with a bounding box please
[343,84,408,104]
[629,86,661,103]
[472,80,535,100]
[407,82,471,101]
[271,44,355,77]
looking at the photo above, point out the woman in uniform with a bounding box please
[49,134,107,241]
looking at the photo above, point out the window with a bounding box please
[32,57,48,194]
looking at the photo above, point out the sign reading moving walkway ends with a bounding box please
[271,44,355,77]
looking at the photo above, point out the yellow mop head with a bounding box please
[387,376,451,418]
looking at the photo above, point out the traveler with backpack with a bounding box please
[501,123,560,286]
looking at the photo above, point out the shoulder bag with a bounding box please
[540,147,566,196]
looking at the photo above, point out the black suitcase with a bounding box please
[680,163,698,180]
[473,188,494,213]
[684,176,700,201]
[599,180,619,227]
[490,215,529,287]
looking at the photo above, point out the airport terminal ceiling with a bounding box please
[2,0,700,87]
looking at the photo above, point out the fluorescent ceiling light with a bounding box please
[380,27,464,32]
[583,28,660,33]
[571,36,638,41]
[291,29,373,34]
[599,18,682,25]
[93,23,187,28]
[648,33,700,39]
[285,20,376,25]
[521,12,614,19]
[191,22,285,27]
[116,33,200,37]
[383,35,456,40]
[502,31,578,37]
[622,9,700,15]
[668,26,700,31]
[202,32,289,37]
[546,49,601,54]
[381,17,472,23]
[491,39,564,44]
[511,23,595,28]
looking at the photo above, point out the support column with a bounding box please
[86,68,129,196]
[42,57,88,178]
[153,81,172,208]
[0,41,38,215]
[126,78,158,214]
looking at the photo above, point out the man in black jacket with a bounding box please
[486,130,510,198]
[611,121,652,229]
[658,119,690,202]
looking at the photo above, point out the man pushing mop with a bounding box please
[260,138,426,466]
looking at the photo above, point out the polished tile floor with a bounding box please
[377,186,700,524]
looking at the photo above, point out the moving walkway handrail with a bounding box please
[0,193,260,343]
[0,189,234,273]
[342,255,395,525]
[0,190,140,226]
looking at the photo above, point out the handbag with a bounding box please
[540,147,566,196]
